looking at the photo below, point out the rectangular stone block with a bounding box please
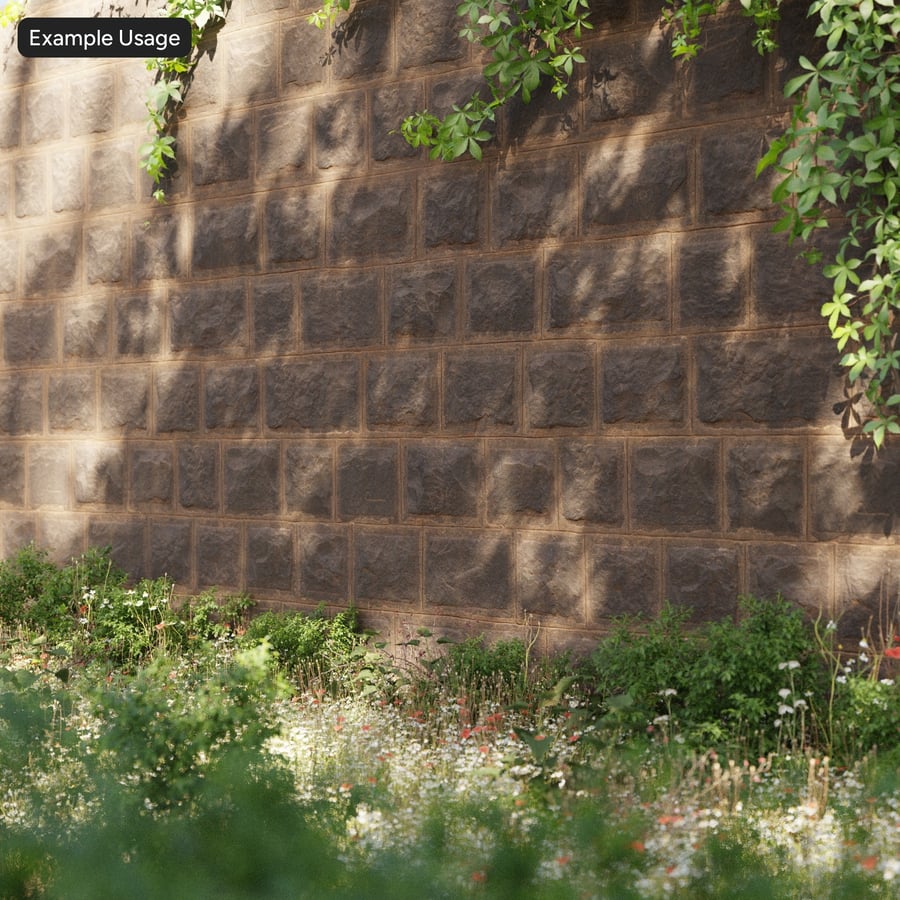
[526,346,595,430]
[149,519,192,585]
[170,282,247,353]
[688,20,766,109]
[24,83,64,144]
[299,525,349,601]
[517,534,585,621]
[388,263,458,343]
[328,175,413,262]
[87,519,146,581]
[75,443,125,507]
[100,369,149,432]
[29,445,69,509]
[560,440,625,527]
[224,444,280,514]
[69,72,114,136]
[282,19,327,88]
[197,523,241,589]
[0,374,43,435]
[193,201,259,271]
[602,341,686,426]
[0,238,17,295]
[366,353,438,428]
[285,443,333,518]
[0,515,36,560]
[130,446,174,508]
[49,371,95,431]
[444,349,518,432]
[225,27,278,104]
[545,236,670,334]
[265,358,360,432]
[116,293,162,357]
[631,439,720,530]
[405,443,481,520]
[353,527,419,605]
[156,367,200,434]
[37,515,85,565]
[746,543,833,619]
[701,130,775,218]
[51,148,84,213]
[300,270,382,348]
[398,0,465,69]
[487,443,555,524]
[423,169,484,249]
[4,304,57,365]
[86,224,126,285]
[315,91,366,170]
[15,156,45,217]
[677,232,746,329]
[253,277,296,353]
[665,543,740,621]
[246,525,293,592]
[264,187,324,265]
[0,91,21,149]
[589,537,661,621]
[834,546,900,639]
[205,364,260,430]
[0,445,24,506]
[466,256,536,337]
[372,83,422,163]
[192,117,253,187]
[178,443,219,511]
[338,444,398,521]
[87,141,136,210]
[257,101,311,180]
[332,0,392,81]
[133,213,182,283]
[425,531,512,613]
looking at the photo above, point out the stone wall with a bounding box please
[0,0,897,651]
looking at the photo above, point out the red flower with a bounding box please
[883,647,900,659]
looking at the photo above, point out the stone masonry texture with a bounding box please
[0,0,897,652]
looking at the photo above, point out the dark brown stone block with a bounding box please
[338,444,398,521]
[423,169,484,248]
[149,520,192,584]
[49,372,95,431]
[191,117,253,186]
[86,225,126,285]
[257,101,311,179]
[354,527,419,604]
[371,83,422,162]
[265,187,324,264]
[205,364,259,430]
[517,534,585,620]
[332,0,393,81]
[282,20,327,88]
[64,300,109,361]
[131,447,174,507]
[0,375,43,436]
[197,524,241,589]
[405,443,480,519]
[665,544,740,621]
[677,232,746,328]
[526,347,595,429]
[170,282,247,353]
[834,546,899,639]
[253,277,296,353]
[366,353,438,428]
[133,213,182,283]
[398,0,465,68]
[560,440,625,527]
[4,305,56,364]
[156,367,200,434]
[329,176,414,262]
[689,21,766,108]
[193,201,259,271]
[700,130,774,217]
[265,358,360,432]
[425,531,512,613]
[285,444,333,518]
[602,341,686,425]
[178,443,218,512]
[466,256,536,337]
[315,91,366,169]
[300,269,381,348]
[100,370,149,432]
[28,445,68,509]
[443,349,518,431]
[388,263,457,343]
[87,520,145,580]
[224,445,280,514]
[590,538,661,620]
[246,525,293,592]
[299,525,349,601]
[487,444,555,523]
[225,27,278,103]
[75,444,125,506]
[0,445,24,506]
[746,543,833,617]
[116,293,162,357]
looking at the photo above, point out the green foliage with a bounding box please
[663,0,784,58]
[307,0,352,31]
[0,1,25,27]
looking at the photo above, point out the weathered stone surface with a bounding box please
[300,270,381,348]
[589,538,661,620]
[49,372,94,431]
[405,443,480,519]
[253,277,296,352]
[99,369,148,432]
[225,27,278,103]
[700,130,774,217]
[665,544,740,620]
[354,528,419,604]
[285,444,333,518]
[299,526,349,601]
[425,531,512,612]
[546,236,670,334]
[366,353,438,428]
[246,525,293,592]
[192,117,253,187]
[0,238,16,295]
[170,282,246,353]
[197,524,240,588]
[131,447,173,507]
[193,201,259,270]
[677,232,745,328]
[689,21,766,108]
[37,515,85,564]
[329,176,413,262]
[29,446,69,508]
[0,446,24,506]
[155,367,200,433]
[149,520,192,584]
[75,443,125,506]
[583,141,688,229]
[116,293,162,357]
[331,0,392,81]
[224,445,280,514]
[4,305,57,365]
[0,515,36,559]
[265,358,360,432]
[696,333,837,426]
[282,20,327,89]
[631,440,720,530]
[423,169,484,248]
[24,230,78,296]
[178,443,218,511]
[602,341,686,425]
[746,543,833,615]
[133,213,182,283]
[69,73,114,135]
[466,257,536,336]
[15,157,45,217]
[87,520,145,580]
[398,0,465,68]
[87,142,135,210]
[834,546,900,638]
[265,187,324,265]
[24,84,64,144]
[0,91,21,149]
[560,440,626,526]
[388,263,457,343]
[338,445,398,520]
[517,534,585,620]
[525,347,595,429]
[371,83,422,162]
[0,375,43,436]
[443,350,518,431]
[726,440,804,535]
[205,364,259,430]
[315,92,366,169]
[257,102,311,179]
[487,444,555,523]
[86,224,126,285]
[502,76,579,145]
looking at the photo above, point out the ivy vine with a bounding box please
[0,1,24,28]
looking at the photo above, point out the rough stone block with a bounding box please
[746,544,833,617]
[332,0,392,81]
[583,141,688,229]
[282,20,327,88]
[696,333,837,426]
[49,372,95,431]
[689,21,766,108]
[466,257,536,337]
[631,440,720,530]
[75,443,125,506]
[502,77,579,146]
[24,84,64,143]
[69,73,114,135]
[423,169,484,248]
[170,282,247,353]
[285,444,333,518]
[700,130,774,217]
[338,444,398,520]
[87,520,145,580]
[29,445,69,508]
[601,341,686,425]
[197,524,240,588]
[834,546,900,639]
[589,538,661,620]
[246,525,293,592]
[86,224,126,285]
[0,238,16,295]
[257,101,311,179]
[315,92,366,169]
[133,213,182,283]
[116,293,162,357]
[4,305,57,365]
[526,347,595,429]
[100,369,148,432]
[493,155,578,245]
[225,27,277,103]
[24,230,78,297]
[517,534,585,620]
[178,443,218,511]
[371,83,422,162]
[253,277,296,352]
[443,349,518,431]
[398,0,465,68]
[205,364,259,430]
[366,353,438,428]
[192,117,253,187]
[15,157,45,217]
[37,515,85,564]
[193,201,259,270]
[155,367,200,433]
[265,187,324,264]
[0,446,24,506]
[425,531,512,612]
[354,527,419,604]
[299,526,349,601]
[0,91,21,149]
[266,358,360,433]
[149,520,192,585]
[0,515,36,559]
[87,142,135,209]
[726,440,804,535]
[0,375,43,435]
[131,447,174,507]
[300,270,381,348]
[405,443,480,519]
[560,440,626,526]
[388,263,457,343]
[329,176,414,262]
[546,236,670,334]
[665,544,740,621]
[224,445,280,514]
[487,444,555,523]
[677,232,745,328]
